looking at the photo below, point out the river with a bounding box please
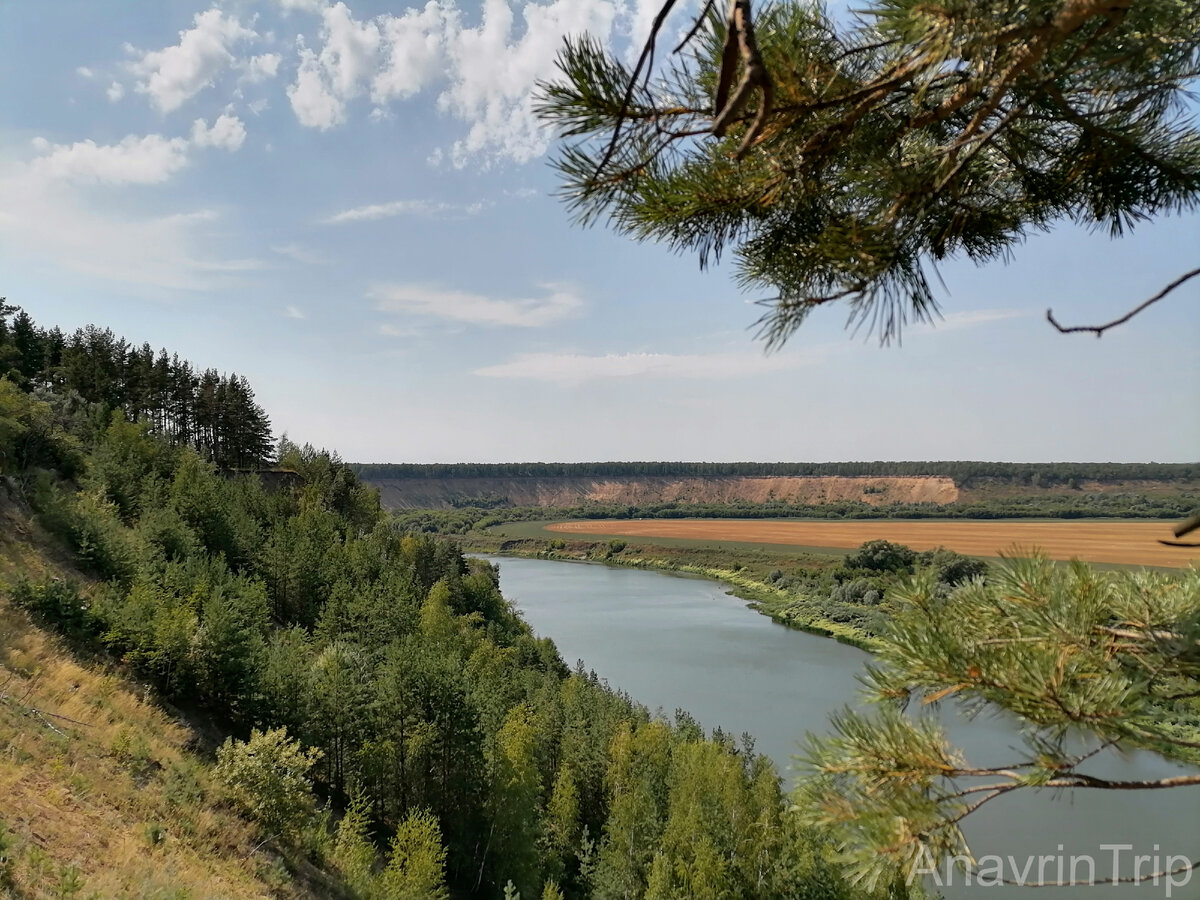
[483,555,1199,900]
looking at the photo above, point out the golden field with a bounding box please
[545,518,1198,567]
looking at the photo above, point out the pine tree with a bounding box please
[488,704,544,897]
[795,559,1200,889]
[536,0,1200,344]
[331,793,377,894]
[377,808,450,900]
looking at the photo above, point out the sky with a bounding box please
[0,0,1197,464]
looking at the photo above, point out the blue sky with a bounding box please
[1,0,1197,463]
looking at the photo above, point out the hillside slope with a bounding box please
[0,496,337,900]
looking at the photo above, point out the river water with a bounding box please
[483,556,1199,900]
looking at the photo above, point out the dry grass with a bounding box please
[545,518,1199,567]
[0,499,327,899]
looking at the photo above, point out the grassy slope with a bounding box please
[0,499,337,900]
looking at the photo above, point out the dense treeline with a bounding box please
[355,460,1198,485]
[2,307,907,899]
[0,300,272,470]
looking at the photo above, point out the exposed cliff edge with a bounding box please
[365,474,960,509]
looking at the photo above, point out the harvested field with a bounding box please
[544,518,1198,568]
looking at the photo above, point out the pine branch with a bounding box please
[1047,266,1200,335]
[590,0,682,182]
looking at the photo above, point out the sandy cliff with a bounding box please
[367,474,960,509]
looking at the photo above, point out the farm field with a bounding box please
[540,518,1198,568]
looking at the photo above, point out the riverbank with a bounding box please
[464,535,880,651]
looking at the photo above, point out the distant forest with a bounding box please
[354,460,1198,486]
[0,300,273,469]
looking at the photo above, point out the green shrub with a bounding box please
[71,491,139,583]
[215,727,321,841]
[917,547,989,586]
[10,576,95,638]
[135,506,200,563]
[843,539,916,574]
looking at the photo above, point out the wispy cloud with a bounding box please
[284,305,306,319]
[321,198,485,224]
[473,348,828,382]
[916,308,1033,333]
[371,282,583,328]
[378,322,425,338]
[272,243,329,264]
[0,172,257,291]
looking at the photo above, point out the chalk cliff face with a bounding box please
[363,474,960,510]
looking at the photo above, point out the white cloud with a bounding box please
[438,0,620,165]
[474,349,823,381]
[106,81,126,102]
[190,114,247,151]
[29,133,191,185]
[626,0,663,61]
[76,66,95,79]
[321,197,483,223]
[320,3,381,96]
[371,1,453,103]
[128,8,256,112]
[27,116,245,188]
[285,304,307,318]
[287,3,381,129]
[244,52,282,83]
[371,282,583,327]
[287,43,344,128]
[280,0,623,163]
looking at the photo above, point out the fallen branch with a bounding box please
[1,684,94,733]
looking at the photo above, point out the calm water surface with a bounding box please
[484,556,1199,900]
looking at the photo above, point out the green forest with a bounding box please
[1,303,916,898]
[354,460,1198,486]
